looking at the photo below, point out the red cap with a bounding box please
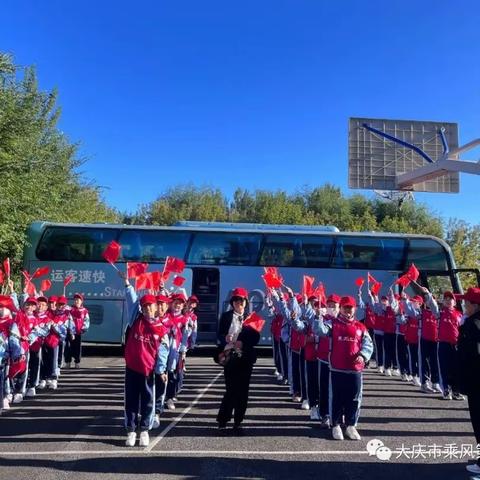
[57,296,68,305]
[48,296,58,303]
[156,294,171,304]
[340,296,356,308]
[73,293,84,301]
[188,295,199,303]
[231,288,248,300]
[327,294,341,304]
[412,295,424,305]
[171,293,187,303]
[37,296,48,303]
[0,295,17,312]
[443,291,455,300]
[25,297,38,305]
[458,287,480,305]
[140,294,157,306]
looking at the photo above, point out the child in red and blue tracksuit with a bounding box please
[123,284,170,447]
[314,295,373,441]
[65,293,90,368]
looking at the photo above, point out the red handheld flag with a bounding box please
[406,263,420,282]
[262,272,283,289]
[32,266,50,279]
[21,270,32,283]
[371,281,382,296]
[102,241,122,265]
[164,256,185,274]
[242,312,266,333]
[40,279,52,292]
[127,262,148,278]
[367,273,377,284]
[302,275,315,297]
[3,258,10,277]
[313,283,326,305]
[395,275,411,288]
[63,275,74,287]
[355,277,365,287]
[173,276,186,287]
[0,270,4,285]
[26,282,36,296]
[136,273,154,290]
[150,271,163,290]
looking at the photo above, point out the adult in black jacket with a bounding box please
[457,287,480,476]
[216,288,260,434]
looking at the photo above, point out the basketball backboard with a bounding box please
[348,117,460,192]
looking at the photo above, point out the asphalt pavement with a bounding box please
[0,351,479,480]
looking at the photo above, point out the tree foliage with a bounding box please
[0,52,119,268]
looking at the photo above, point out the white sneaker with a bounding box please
[378,366,384,374]
[385,368,392,376]
[421,382,434,394]
[2,398,10,410]
[276,374,283,381]
[25,388,36,398]
[332,425,344,440]
[292,395,302,403]
[152,414,160,429]
[273,369,279,376]
[412,376,421,387]
[74,363,80,369]
[392,369,400,377]
[165,399,175,410]
[49,379,58,390]
[300,400,310,410]
[432,383,443,393]
[466,464,480,474]
[38,380,47,390]
[401,374,408,381]
[46,379,53,388]
[125,432,136,447]
[6,393,13,402]
[56,368,61,377]
[345,425,361,440]
[310,407,320,420]
[320,415,330,428]
[139,431,150,447]
[406,375,413,382]
[13,393,23,404]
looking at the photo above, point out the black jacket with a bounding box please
[216,310,260,364]
[457,310,480,394]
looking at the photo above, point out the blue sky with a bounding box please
[2,0,480,225]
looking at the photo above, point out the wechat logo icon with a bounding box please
[366,439,392,461]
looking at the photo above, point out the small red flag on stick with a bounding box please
[355,277,365,288]
[302,275,315,297]
[127,262,148,278]
[395,275,411,288]
[242,312,265,333]
[367,272,377,285]
[40,279,52,292]
[102,241,122,271]
[0,270,4,285]
[3,258,10,278]
[371,281,382,296]
[136,273,154,290]
[173,276,186,287]
[262,272,283,289]
[32,266,50,279]
[406,263,420,282]
[163,256,185,274]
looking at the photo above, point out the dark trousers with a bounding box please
[124,367,155,432]
[318,361,330,417]
[166,370,177,400]
[306,359,319,407]
[383,333,396,369]
[27,349,41,389]
[374,333,384,367]
[217,357,254,426]
[467,389,480,466]
[291,349,307,399]
[330,370,362,427]
[58,340,64,368]
[367,328,375,365]
[155,374,167,414]
[273,339,282,373]
[438,342,459,394]
[396,334,409,375]
[407,343,419,377]
[279,340,288,377]
[65,335,82,364]
[0,365,4,413]
[420,338,439,384]
[41,345,58,380]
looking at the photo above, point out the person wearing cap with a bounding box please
[34,296,54,392]
[402,287,442,394]
[433,291,464,400]
[364,289,386,374]
[48,296,57,313]
[216,287,260,435]
[0,294,22,412]
[456,287,480,475]
[313,295,373,441]
[394,294,410,382]
[64,293,90,369]
[122,275,170,448]
[185,295,199,350]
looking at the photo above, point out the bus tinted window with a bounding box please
[259,235,333,267]
[332,237,405,270]
[118,230,191,262]
[188,233,261,265]
[407,239,448,271]
[36,227,119,261]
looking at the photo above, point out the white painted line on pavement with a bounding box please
[0,449,369,457]
[144,371,223,453]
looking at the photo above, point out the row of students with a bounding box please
[0,288,90,413]
[120,271,198,447]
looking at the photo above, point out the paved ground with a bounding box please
[0,350,479,480]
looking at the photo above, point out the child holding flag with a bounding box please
[65,294,90,369]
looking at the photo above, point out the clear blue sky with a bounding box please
[2,0,480,225]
